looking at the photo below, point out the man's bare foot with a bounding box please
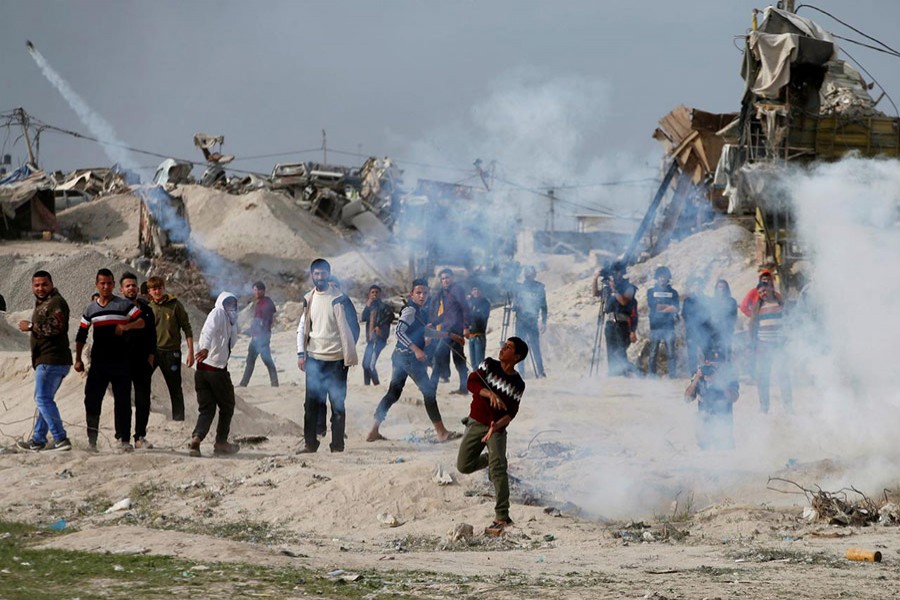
[366,431,387,442]
[435,430,463,442]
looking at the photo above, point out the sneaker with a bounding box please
[294,444,318,454]
[87,440,99,453]
[133,437,154,450]
[118,441,134,453]
[16,439,45,452]
[213,441,240,456]
[449,389,468,395]
[47,438,72,452]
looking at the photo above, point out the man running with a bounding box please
[368,278,460,443]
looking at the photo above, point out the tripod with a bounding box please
[500,293,539,378]
[589,307,606,376]
[500,293,512,343]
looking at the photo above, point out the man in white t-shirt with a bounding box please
[296,258,359,453]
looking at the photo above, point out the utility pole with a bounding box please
[322,129,327,165]
[547,189,556,247]
[14,107,37,167]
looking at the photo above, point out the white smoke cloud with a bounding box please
[401,70,656,229]
[788,157,900,441]
[513,158,900,519]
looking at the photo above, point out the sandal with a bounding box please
[437,431,463,443]
[484,518,513,536]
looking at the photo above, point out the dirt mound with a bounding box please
[0,319,28,352]
[179,186,349,272]
[55,193,142,258]
[0,242,137,314]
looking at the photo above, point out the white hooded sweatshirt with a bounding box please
[198,291,237,369]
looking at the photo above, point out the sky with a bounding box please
[2,0,900,213]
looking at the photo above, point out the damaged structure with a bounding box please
[631,5,900,284]
[0,165,57,238]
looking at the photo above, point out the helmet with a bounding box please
[654,266,672,280]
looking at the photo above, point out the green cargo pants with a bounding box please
[456,416,510,521]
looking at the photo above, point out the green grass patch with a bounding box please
[0,520,414,599]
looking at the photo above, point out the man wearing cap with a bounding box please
[296,258,360,453]
[739,269,782,317]
[513,266,547,378]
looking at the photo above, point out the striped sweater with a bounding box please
[754,299,783,343]
[466,357,526,426]
[75,296,142,363]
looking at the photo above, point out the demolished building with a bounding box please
[632,5,900,285]
[0,165,57,238]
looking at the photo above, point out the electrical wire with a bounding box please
[229,147,324,162]
[832,34,900,59]
[796,4,900,57]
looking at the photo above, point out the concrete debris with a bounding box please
[377,512,402,527]
[104,498,132,513]
[432,464,454,486]
[448,522,474,542]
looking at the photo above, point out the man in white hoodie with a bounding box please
[296,258,359,453]
[189,292,240,457]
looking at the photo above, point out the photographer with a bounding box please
[594,261,637,377]
[684,355,738,450]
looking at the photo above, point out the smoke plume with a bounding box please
[27,41,242,296]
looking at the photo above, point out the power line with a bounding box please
[796,4,900,57]
[491,175,628,217]
[832,34,900,59]
[229,147,323,162]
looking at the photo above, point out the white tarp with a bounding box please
[748,7,838,99]
[748,31,800,99]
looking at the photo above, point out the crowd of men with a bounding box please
[592,261,792,449]
[9,256,793,530]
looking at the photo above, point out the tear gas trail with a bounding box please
[26,40,145,180]
[26,40,241,295]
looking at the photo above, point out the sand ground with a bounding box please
[1,194,898,598]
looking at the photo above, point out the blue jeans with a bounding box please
[32,364,71,444]
[304,357,348,451]
[375,351,441,424]
[468,335,486,370]
[239,334,278,387]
